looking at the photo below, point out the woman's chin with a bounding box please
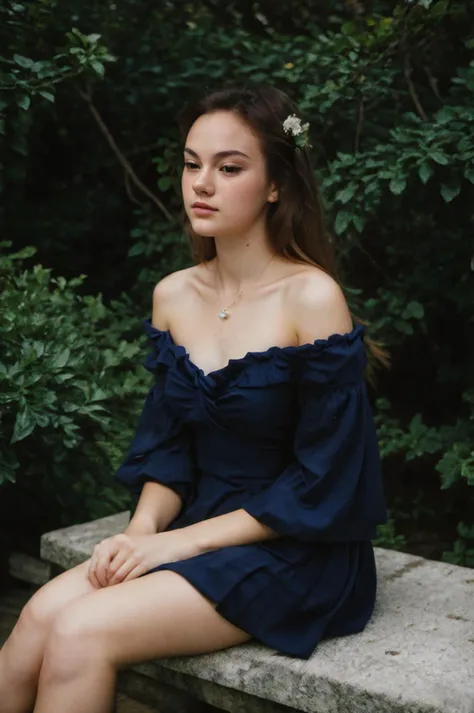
[190,221,218,237]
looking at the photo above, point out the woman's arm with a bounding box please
[173,508,279,558]
[124,481,183,536]
[119,275,195,538]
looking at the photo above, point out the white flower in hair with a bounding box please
[282,113,311,149]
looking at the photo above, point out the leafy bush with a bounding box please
[0,242,147,524]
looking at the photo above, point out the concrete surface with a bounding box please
[40,511,474,713]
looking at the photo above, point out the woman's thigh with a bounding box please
[48,569,252,666]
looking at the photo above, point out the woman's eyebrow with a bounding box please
[184,147,251,160]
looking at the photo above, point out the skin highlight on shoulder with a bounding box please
[152,266,198,331]
[286,266,353,345]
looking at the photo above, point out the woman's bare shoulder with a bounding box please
[152,264,203,330]
[283,264,353,343]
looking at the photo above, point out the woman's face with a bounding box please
[181,110,278,240]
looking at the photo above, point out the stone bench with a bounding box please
[40,512,474,713]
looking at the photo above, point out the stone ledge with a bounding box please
[40,512,474,713]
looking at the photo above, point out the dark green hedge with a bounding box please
[1,1,473,563]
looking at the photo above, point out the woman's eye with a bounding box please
[183,162,241,174]
[221,165,241,174]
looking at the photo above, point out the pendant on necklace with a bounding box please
[218,310,228,320]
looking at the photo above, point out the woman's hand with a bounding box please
[87,535,125,588]
[87,531,193,587]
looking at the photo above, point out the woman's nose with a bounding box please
[192,168,215,194]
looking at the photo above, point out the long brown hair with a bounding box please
[177,83,388,370]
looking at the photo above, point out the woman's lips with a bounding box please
[192,206,218,215]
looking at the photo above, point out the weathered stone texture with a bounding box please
[41,512,474,713]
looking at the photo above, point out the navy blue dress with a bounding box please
[114,318,387,659]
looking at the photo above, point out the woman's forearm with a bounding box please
[124,480,183,535]
[179,508,280,557]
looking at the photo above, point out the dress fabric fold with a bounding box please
[114,318,387,659]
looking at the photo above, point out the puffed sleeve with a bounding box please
[114,324,196,506]
[242,325,387,543]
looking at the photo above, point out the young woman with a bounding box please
[0,84,387,713]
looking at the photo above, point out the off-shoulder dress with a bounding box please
[114,318,387,659]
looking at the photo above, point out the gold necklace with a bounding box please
[217,254,275,320]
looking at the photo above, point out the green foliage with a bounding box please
[0,0,473,558]
[0,241,146,523]
[0,3,116,193]
[442,522,474,568]
[373,517,408,551]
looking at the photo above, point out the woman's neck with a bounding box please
[212,236,276,293]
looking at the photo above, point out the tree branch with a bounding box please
[404,53,427,121]
[76,83,174,222]
[124,169,146,207]
[424,65,443,102]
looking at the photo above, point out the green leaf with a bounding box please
[335,183,357,204]
[334,210,351,235]
[394,320,413,335]
[128,243,144,257]
[158,176,172,191]
[352,214,365,233]
[90,60,105,77]
[440,184,461,203]
[430,0,449,18]
[389,177,407,195]
[418,162,433,184]
[50,348,71,369]
[90,388,107,402]
[411,301,424,319]
[8,246,37,260]
[35,413,51,428]
[435,107,454,124]
[17,94,30,111]
[11,407,36,443]
[465,169,474,185]
[13,54,33,69]
[38,90,55,103]
[430,151,449,165]
[404,301,425,319]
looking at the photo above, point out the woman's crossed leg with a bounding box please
[2,563,251,713]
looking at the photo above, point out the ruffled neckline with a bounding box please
[142,317,365,384]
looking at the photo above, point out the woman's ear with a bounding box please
[267,184,279,203]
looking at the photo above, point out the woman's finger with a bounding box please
[108,557,138,586]
[93,540,119,587]
[121,564,145,583]
[106,551,129,585]
[95,549,115,587]
[88,558,101,588]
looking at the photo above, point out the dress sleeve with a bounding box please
[114,327,196,506]
[242,326,387,543]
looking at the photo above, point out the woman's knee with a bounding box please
[16,587,56,641]
[17,561,95,641]
[41,601,107,682]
